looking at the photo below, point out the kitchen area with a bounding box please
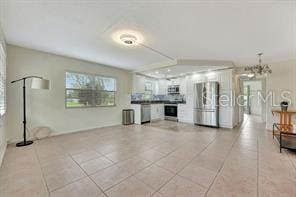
[129,61,242,128]
[131,82,186,124]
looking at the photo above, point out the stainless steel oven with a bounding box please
[164,104,178,121]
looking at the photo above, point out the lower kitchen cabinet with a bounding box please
[178,103,193,123]
[130,104,164,124]
[151,104,164,121]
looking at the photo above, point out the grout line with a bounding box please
[203,142,240,195]
[92,123,188,194]
[32,143,51,196]
[49,175,88,193]
[101,149,173,193]
[287,153,296,171]
[44,153,89,193]
[70,155,115,176]
[72,153,103,165]
[149,129,220,196]
[40,140,110,195]
[69,152,110,197]
[257,129,259,197]
[3,118,275,197]
[81,124,187,194]
[204,116,250,196]
[147,121,249,196]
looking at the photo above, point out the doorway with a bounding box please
[242,79,266,123]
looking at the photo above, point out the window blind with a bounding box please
[0,44,6,116]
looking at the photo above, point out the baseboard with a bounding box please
[0,142,7,167]
[8,123,122,144]
[50,123,122,137]
[219,123,234,129]
[178,119,194,124]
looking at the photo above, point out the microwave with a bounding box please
[168,85,180,94]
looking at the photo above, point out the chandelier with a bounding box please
[245,53,272,75]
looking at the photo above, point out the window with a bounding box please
[0,44,6,116]
[65,71,116,108]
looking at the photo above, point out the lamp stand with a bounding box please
[16,78,33,146]
[11,76,43,147]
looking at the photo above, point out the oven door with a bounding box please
[165,105,178,117]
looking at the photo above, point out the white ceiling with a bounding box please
[0,1,295,70]
[138,59,234,79]
[140,65,230,79]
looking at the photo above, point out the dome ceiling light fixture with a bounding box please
[120,34,138,46]
[245,53,272,76]
[113,29,174,60]
[112,30,143,46]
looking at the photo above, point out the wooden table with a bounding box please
[272,109,296,152]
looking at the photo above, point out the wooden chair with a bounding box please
[272,110,296,153]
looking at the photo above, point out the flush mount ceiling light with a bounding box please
[112,30,144,46]
[120,34,137,45]
[112,29,174,60]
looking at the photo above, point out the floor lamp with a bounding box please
[11,76,50,147]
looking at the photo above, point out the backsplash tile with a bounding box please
[131,93,185,102]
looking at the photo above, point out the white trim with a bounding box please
[0,44,6,116]
[0,142,7,167]
[7,123,122,144]
[219,123,234,129]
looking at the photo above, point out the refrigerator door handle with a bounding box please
[202,86,207,105]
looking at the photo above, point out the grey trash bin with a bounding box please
[122,109,134,125]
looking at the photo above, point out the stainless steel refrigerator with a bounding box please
[194,82,219,127]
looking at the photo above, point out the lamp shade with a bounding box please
[31,78,50,89]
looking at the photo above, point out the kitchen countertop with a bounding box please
[131,101,186,104]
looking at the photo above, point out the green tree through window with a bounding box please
[65,72,116,108]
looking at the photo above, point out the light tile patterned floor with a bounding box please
[1,115,296,197]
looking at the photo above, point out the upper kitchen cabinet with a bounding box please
[206,72,219,82]
[145,78,157,94]
[156,79,168,95]
[188,69,233,90]
[217,69,233,90]
[132,74,146,93]
[179,77,187,95]
[167,78,180,85]
[132,74,158,94]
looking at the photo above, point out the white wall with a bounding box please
[266,59,296,129]
[6,45,132,143]
[0,25,7,166]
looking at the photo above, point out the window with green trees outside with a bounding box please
[65,71,116,108]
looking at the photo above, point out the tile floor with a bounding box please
[0,115,296,197]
